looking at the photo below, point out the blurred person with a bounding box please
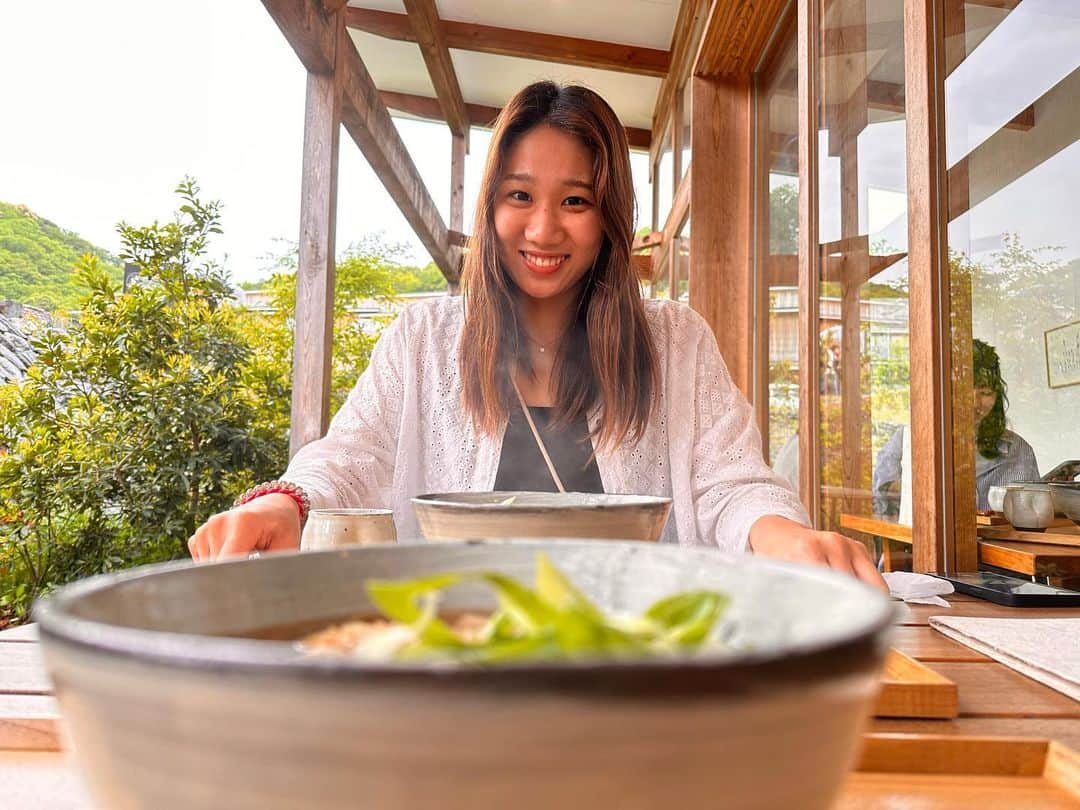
[873,339,1038,515]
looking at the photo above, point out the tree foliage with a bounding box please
[0,181,398,624]
[0,202,122,310]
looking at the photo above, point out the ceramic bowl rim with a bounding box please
[34,540,894,696]
[412,491,673,513]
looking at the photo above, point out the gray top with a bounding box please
[873,426,1039,514]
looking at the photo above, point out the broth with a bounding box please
[230,611,493,654]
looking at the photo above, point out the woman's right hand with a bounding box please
[188,494,302,563]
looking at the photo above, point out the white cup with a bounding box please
[1003,484,1054,531]
[987,485,1007,513]
[301,508,397,550]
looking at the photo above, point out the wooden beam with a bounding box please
[695,0,790,76]
[346,7,670,77]
[631,254,655,281]
[777,68,1035,131]
[689,74,753,396]
[401,0,470,145]
[448,132,466,289]
[651,171,691,275]
[651,0,710,168]
[863,80,1034,131]
[321,0,349,14]
[380,90,500,128]
[379,90,652,150]
[290,11,345,456]
[798,0,822,522]
[338,45,457,282]
[449,134,465,234]
[823,21,903,56]
[905,0,954,572]
[262,0,455,279]
[262,0,338,74]
[631,231,664,252]
[267,0,457,282]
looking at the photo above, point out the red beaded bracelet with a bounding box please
[233,481,311,525]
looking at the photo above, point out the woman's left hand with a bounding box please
[748,515,889,592]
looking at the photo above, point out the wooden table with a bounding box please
[840,513,1080,584]
[2,594,1078,806]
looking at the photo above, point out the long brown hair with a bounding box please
[458,81,658,451]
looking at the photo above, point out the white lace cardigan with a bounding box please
[284,296,810,551]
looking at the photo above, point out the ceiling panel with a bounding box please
[348,29,660,132]
[347,0,678,50]
[448,49,661,130]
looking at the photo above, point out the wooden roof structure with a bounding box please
[261,0,788,456]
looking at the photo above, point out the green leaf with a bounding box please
[479,572,556,633]
[644,590,729,646]
[534,552,603,620]
[365,572,465,646]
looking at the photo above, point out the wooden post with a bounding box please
[797,0,822,522]
[449,132,466,293]
[689,73,753,397]
[905,0,952,572]
[290,11,344,459]
[944,0,978,572]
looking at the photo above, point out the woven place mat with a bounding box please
[929,616,1080,702]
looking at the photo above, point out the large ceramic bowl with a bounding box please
[35,540,893,810]
[413,491,672,542]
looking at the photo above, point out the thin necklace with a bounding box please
[522,329,563,354]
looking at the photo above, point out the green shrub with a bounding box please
[0,181,396,624]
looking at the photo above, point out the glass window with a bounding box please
[656,122,675,229]
[944,1,1080,519]
[674,215,690,302]
[758,27,800,484]
[815,0,911,565]
[680,79,692,184]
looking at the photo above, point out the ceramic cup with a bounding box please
[987,485,1007,513]
[301,508,397,550]
[1003,483,1055,531]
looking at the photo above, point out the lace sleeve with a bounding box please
[686,314,810,552]
[281,312,407,510]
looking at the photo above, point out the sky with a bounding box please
[0,2,654,284]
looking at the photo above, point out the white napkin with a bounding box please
[882,571,954,606]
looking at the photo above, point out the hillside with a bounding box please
[0,201,122,310]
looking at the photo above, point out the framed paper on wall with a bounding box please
[1045,319,1080,389]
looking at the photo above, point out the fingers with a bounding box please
[189,512,251,563]
[784,531,889,592]
[188,499,302,563]
[821,535,859,580]
[822,533,889,592]
[187,531,209,563]
[218,526,262,560]
[850,544,889,592]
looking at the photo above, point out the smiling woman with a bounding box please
[461,82,655,452]
[188,81,887,591]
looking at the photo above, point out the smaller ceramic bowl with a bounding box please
[412,491,672,542]
[1049,482,1080,525]
[1003,482,1055,531]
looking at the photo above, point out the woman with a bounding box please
[873,339,1039,515]
[189,82,885,589]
